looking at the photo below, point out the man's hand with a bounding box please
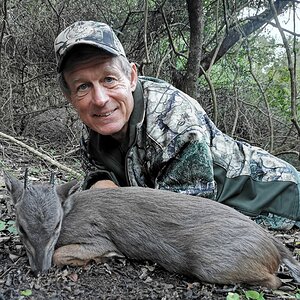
[90,180,118,189]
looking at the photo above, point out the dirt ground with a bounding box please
[1,149,300,299]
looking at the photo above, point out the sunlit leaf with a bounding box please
[226,292,240,300]
[6,221,18,235]
[20,289,32,296]
[0,220,6,231]
[244,290,265,300]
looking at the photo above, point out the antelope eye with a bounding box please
[18,224,27,237]
[54,221,60,231]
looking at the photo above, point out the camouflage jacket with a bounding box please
[81,76,300,226]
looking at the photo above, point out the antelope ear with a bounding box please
[55,180,81,204]
[3,171,24,204]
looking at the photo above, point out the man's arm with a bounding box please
[90,180,118,189]
[153,130,217,200]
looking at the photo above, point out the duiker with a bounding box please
[4,171,79,273]
[4,172,300,288]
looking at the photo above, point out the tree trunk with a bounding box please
[180,0,203,99]
[177,0,293,98]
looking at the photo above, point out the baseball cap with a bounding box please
[54,21,126,72]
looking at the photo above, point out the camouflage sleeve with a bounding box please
[154,130,217,200]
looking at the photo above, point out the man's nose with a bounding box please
[92,84,109,106]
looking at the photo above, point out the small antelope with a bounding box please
[4,171,300,288]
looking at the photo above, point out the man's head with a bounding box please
[54,21,126,72]
[54,21,137,141]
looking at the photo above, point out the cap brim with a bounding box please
[57,41,120,72]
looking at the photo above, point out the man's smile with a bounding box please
[93,108,117,117]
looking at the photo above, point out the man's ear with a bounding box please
[130,63,138,91]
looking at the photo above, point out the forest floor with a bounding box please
[1,140,300,300]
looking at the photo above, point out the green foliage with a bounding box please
[244,290,265,300]
[0,220,18,235]
[227,292,240,300]
[1,0,299,168]
[7,221,18,234]
[175,56,188,72]
[0,220,6,231]
[200,28,300,146]
[226,290,265,300]
[20,289,32,297]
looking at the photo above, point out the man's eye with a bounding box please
[104,77,116,84]
[18,224,27,238]
[77,83,90,92]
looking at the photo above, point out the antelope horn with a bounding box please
[50,172,55,186]
[24,168,29,189]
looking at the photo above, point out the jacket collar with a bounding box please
[126,79,145,148]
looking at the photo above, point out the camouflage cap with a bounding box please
[54,21,126,72]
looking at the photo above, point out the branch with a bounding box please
[268,0,300,135]
[143,0,150,63]
[261,19,300,37]
[181,0,203,98]
[161,7,188,59]
[0,0,7,77]
[46,0,62,36]
[200,0,293,75]
[230,62,243,137]
[245,42,274,152]
[156,48,172,78]
[273,150,300,158]
[0,131,82,178]
[200,65,218,124]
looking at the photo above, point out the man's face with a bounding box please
[63,55,137,141]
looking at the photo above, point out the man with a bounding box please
[54,21,300,230]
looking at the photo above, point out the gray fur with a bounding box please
[4,172,300,288]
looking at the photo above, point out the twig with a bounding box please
[245,41,274,152]
[268,0,300,136]
[156,48,171,78]
[199,65,218,125]
[161,7,188,59]
[273,150,300,158]
[0,131,82,178]
[144,0,150,63]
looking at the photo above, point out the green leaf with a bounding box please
[7,225,18,235]
[296,293,300,299]
[20,289,32,296]
[0,220,6,231]
[226,292,240,300]
[7,221,18,235]
[244,290,265,300]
